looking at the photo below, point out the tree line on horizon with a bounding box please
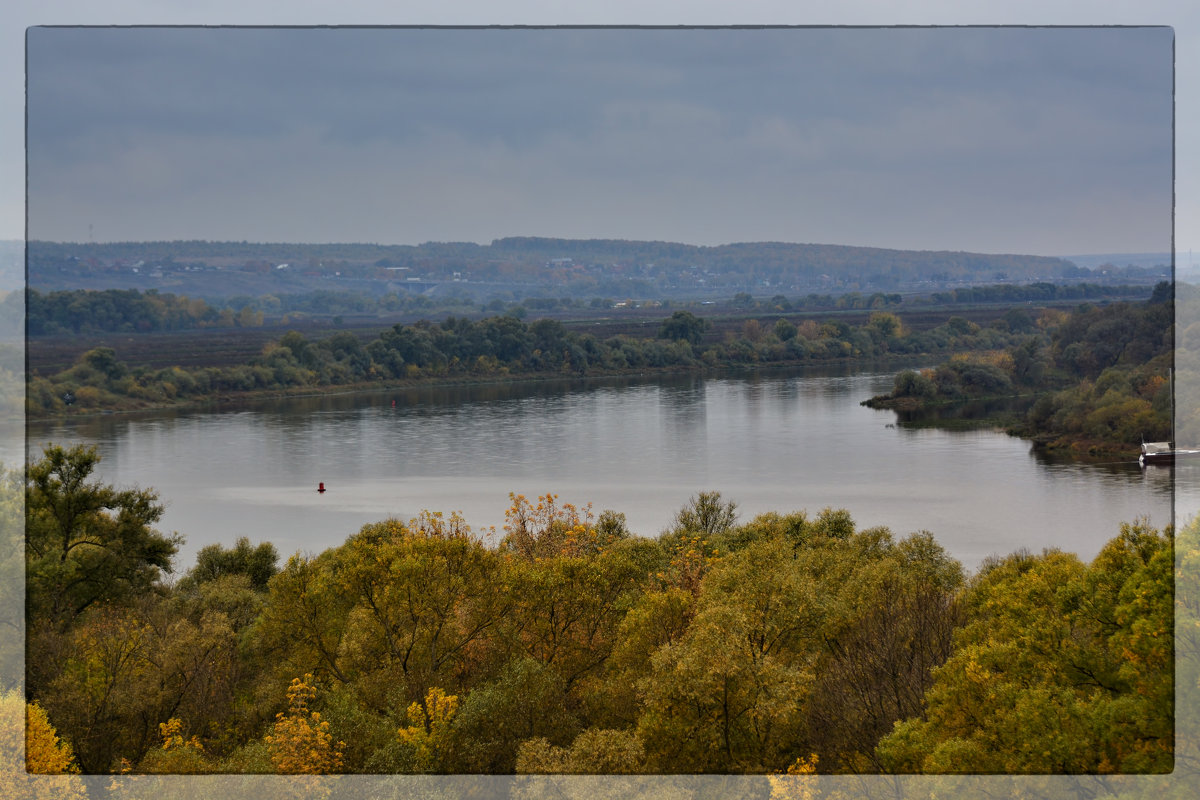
[19,282,1154,339]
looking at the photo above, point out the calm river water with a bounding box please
[18,364,1186,573]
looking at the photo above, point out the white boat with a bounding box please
[1140,441,1200,466]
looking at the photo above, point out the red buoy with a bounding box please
[318,482,326,493]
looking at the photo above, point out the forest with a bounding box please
[7,442,1182,790]
[864,283,1177,456]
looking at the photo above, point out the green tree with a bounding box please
[877,522,1174,774]
[450,656,579,773]
[177,536,278,592]
[867,311,903,340]
[329,514,505,709]
[588,587,694,728]
[657,311,709,346]
[671,491,738,539]
[25,443,179,630]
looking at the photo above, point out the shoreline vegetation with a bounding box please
[24,304,1021,420]
[862,283,1174,458]
[11,443,1180,780]
[25,282,1175,459]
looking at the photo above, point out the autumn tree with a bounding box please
[328,513,506,709]
[265,674,344,774]
[501,493,600,560]
[636,532,820,772]
[500,527,655,695]
[0,463,22,691]
[37,593,242,772]
[251,549,353,689]
[136,717,211,774]
[516,727,645,774]
[0,690,86,800]
[1176,515,1200,785]
[397,686,459,772]
[587,586,694,729]
[877,521,1174,774]
[803,531,963,770]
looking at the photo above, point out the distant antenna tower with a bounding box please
[88,223,94,243]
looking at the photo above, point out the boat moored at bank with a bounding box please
[1140,441,1200,466]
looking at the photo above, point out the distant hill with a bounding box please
[1061,252,1172,271]
[25,238,1169,302]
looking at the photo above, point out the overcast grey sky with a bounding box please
[9,2,1199,260]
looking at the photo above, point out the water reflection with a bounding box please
[23,364,1172,574]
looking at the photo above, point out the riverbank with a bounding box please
[27,354,939,422]
[863,390,1143,460]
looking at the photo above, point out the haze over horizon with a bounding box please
[12,236,1179,264]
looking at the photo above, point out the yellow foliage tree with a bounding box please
[397,686,458,772]
[264,674,344,774]
[503,492,600,559]
[137,716,210,774]
[24,700,77,775]
[0,690,86,800]
[768,754,819,800]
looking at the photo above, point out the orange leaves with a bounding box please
[0,691,86,800]
[136,716,211,774]
[502,492,600,560]
[265,674,345,774]
[767,753,821,800]
[157,717,203,754]
[1138,372,1167,400]
[947,348,1015,374]
[406,509,474,541]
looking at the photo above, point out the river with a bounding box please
[17,363,1184,573]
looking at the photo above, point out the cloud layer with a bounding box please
[26,26,1173,254]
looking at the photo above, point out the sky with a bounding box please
[7,1,1200,261]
